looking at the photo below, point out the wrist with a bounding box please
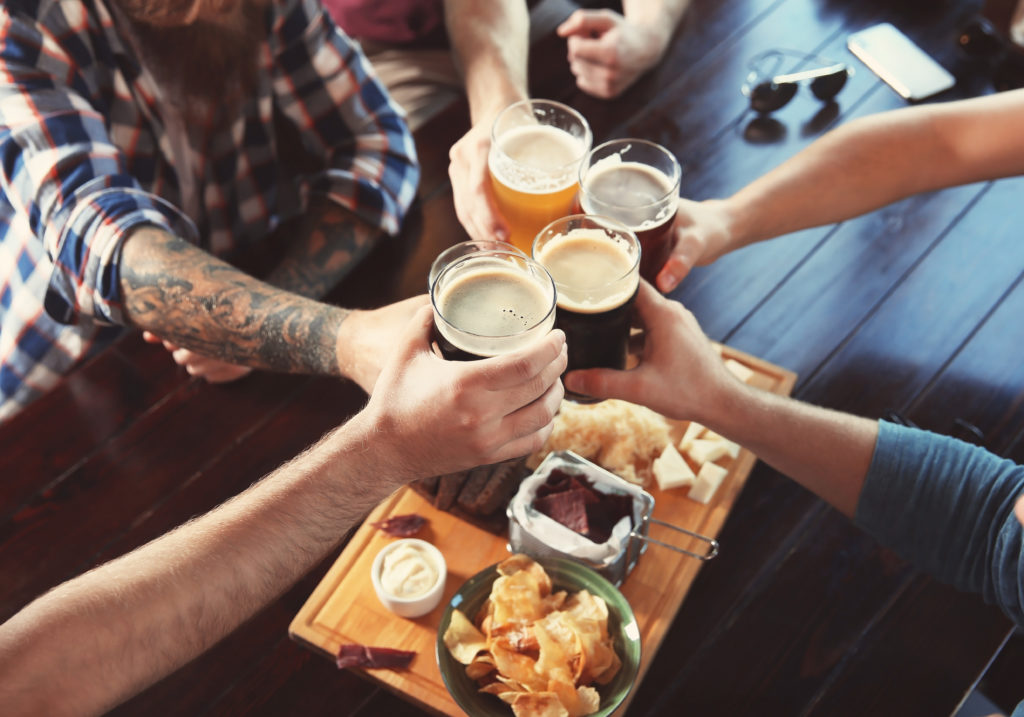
[690,373,755,433]
[714,196,750,251]
[469,85,528,127]
[334,309,370,386]
[329,409,416,488]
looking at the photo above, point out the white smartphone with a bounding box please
[847,22,956,101]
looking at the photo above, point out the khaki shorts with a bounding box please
[357,40,464,131]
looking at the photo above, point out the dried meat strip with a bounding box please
[471,460,523,516]
[371,513,427,537]
[532,469,632,543]
[435,470,468,510]
[336,644,416,670]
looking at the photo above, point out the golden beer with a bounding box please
[489,101,592,254]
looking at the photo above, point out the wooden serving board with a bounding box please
[290,345,796,716]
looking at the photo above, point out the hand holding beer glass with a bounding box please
[489,99,592,255]
[577,138,681,284]
[532,214,640,403]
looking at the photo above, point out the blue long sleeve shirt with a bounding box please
[856,420,1024,715]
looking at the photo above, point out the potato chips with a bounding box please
[443,555,621,717]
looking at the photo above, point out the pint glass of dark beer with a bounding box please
[430,249,557,361]
[532,214,640,402]
[577,138,681,284]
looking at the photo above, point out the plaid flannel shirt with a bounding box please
[0,0,420,420]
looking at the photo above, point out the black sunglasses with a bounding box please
[742,49,852,114]
[957,16,1024,92]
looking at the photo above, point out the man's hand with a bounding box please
[334,295,431,394]
[142,332,253,383]
[564,281,735,424]
[361,305,567,482]
[656,198,737,292]
[557,9,671,98]
[449,121,509,243]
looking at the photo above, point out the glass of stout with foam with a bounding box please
[428,240,527,291]
[430,248,557,361]
[532,214,640,403]
[577,138,681,284]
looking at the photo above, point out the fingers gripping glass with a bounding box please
[742,49,852,114]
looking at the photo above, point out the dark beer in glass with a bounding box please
[430,249,556,361]
[532,215,640,402]
[578,138,680,284]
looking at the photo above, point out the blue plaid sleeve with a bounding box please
[0,6,194,326]
[268,0,420,236]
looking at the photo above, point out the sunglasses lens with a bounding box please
[810,69,848,100]
[749,81,797,113]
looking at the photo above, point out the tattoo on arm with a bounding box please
[263,199,381,299]
[120,228,346,375]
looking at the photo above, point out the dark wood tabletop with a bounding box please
[3,0,1024,715]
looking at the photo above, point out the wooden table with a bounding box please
[288,348,794,716]
[2,0,1023,715]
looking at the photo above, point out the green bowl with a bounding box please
[435,556,641,717]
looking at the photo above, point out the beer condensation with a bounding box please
[490,125,586,255]
[433,265,555,360]
[579,159,678,283]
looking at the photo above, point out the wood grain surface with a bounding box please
[2,0,1023,715]
[289,348,795,715]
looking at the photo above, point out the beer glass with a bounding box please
[489,99,592,255]
[577,138,681,284]
[532,214,640,402]
[430,249,557,361]
[428,240,527,290]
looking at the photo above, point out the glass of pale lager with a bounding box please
[489,99,592,255]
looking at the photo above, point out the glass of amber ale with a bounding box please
[532,214,640,402]
[577,138,681,283]
[489,99,592,255]
[430,248,557,360]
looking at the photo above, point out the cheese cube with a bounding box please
[724,358,755,383]
[679,421,705,453]
[689,462,729,504]
[652,443,696,490]
[686,438,729,465]
[700,429,740,459]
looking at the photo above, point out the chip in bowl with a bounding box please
[437,555,640,717]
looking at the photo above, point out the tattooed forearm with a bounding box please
[263,198,381,298]
[120,227,346,375]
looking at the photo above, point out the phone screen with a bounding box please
[847,22,956,100]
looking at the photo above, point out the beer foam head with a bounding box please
[534,228,640,313]
[581,159,677,231]
[490,125,587,194]
[433,257,556,356]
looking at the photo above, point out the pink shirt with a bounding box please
[323,0,446,47]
